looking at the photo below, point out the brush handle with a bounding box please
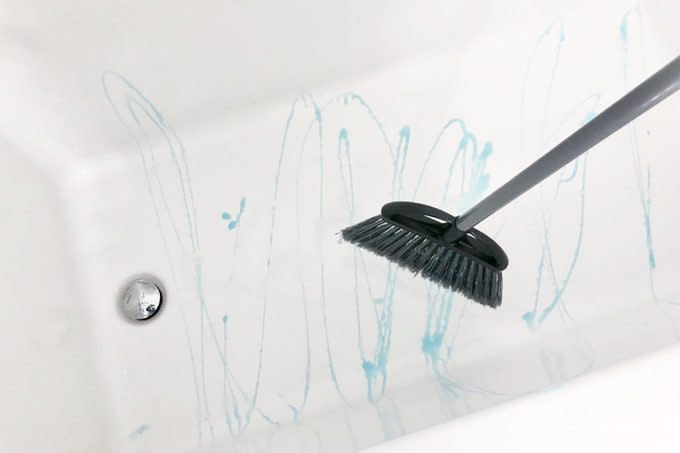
[456,55,680,232]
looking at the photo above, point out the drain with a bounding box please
[120,277,163,321]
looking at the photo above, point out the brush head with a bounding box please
[340,202,508,308]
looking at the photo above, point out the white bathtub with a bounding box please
[2,1,680,452]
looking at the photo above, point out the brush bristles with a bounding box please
[341,216,502,308]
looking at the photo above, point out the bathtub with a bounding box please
[2,0,680,452]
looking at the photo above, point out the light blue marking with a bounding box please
[221,197,246,230]
[263,95,319,422]
[619,8,657,274]
[102,72,214,443]
[129,424,150,440]
[412,114,499,412]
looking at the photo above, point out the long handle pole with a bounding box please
[456,55,680,232]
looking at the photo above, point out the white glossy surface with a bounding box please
[1,1,679,452]
[368,343,680,453]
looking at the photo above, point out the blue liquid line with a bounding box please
[337,127,360,400]
[421,286,454,366]
[619,10,680,338]
[515,19,598,384]
[102,72,211,443]
[537,152,588,325]
[340,92,396,163]
[460,141,492,211]
[376,397,405,441]
[103,72,268,441]
[413,118,471,199]
[620,8,657,282]
[129,424,151,440]
[218,200,249,433]
[337,122,402,402]
[222,199,245,302]
[124,92,217,421]
[412,115,497,409]
[221,315,255,436]
[517,20,600,330]
[222,197,246,230]
[520,20,565,154]
[263,95,319,422]
[527,95,599,328]
[314,99,325,416]
[296,92,406,403]
[362,125,410,403]
[221,315,235,434]
[520,27,563,333]
[393,126,410,199]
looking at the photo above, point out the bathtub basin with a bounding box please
[1,0,679,451]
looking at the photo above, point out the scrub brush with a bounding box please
[341,56,680,308]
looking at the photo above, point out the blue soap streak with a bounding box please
[413,116,499,412]
[103,72,214,443]
[129,424,151,440]
[620,8,657,285]
[262,96,319,422]
[298,92,406,405]
[222,197,246,230]
[523,95,600,329]
[103,72,272,442]
[516,20,601,331]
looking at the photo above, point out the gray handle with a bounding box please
[456,55,680,232]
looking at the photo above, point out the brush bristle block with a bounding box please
[340,204,508,308]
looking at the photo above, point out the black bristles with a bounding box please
[341,217,503,308]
